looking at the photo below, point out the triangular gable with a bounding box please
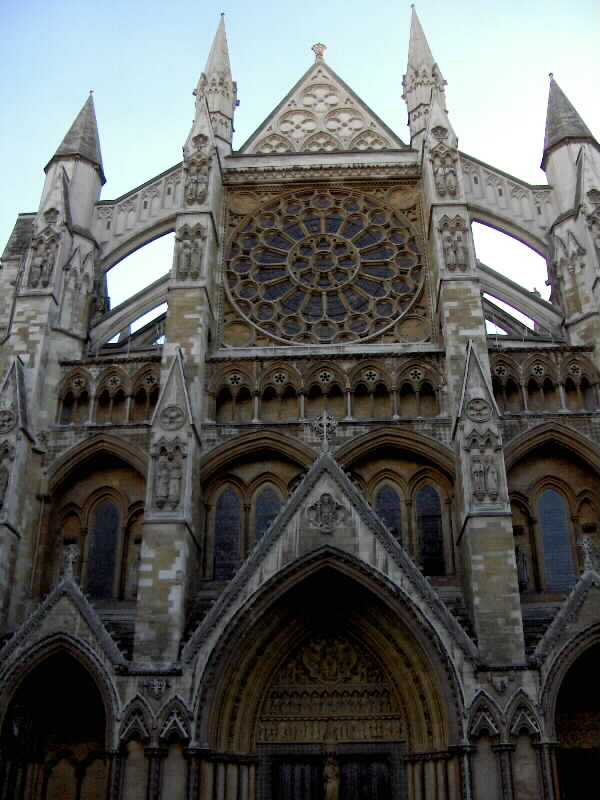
[150,348,194,431]
[240,56,405,155]
[0,574,126,668]
[533,569,600,664]
[183,451,476,663]
[454,339,502,436]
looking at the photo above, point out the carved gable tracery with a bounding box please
[243,60,402,155]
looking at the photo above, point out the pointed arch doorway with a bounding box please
[200,561,459,800]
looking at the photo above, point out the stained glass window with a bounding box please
[375,485,402,543]
[226,188,424,344]
[214,488,241,581]
[538,490,576,591]
[416,485,445,576]
[86,500,119,597]
[255,487,281,541]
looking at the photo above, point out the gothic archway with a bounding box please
[554,642,600,798]
[195,556,463,799]
[0,651,111,800]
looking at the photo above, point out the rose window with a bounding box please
[226,189,424,344]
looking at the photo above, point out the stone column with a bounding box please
[144,746,167,800]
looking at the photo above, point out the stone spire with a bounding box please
[402,6,446,146]
[194,14,237,145]
[542,75,597,169]
[45,93,105,184]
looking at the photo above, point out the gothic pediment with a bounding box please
[533,569,600,666]
[240,51,405,155]
[0,567,126,673]
[182,448,477,664]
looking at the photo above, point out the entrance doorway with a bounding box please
[555,643,600,798]
[259,742,404,800]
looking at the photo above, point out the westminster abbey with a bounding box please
[1,9,600,799]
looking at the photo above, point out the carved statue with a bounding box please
[154,455,169,508]
[177,239,192,278]
[471,456,485,499]
[443,233,456,271]
[167,457,182,510]
[323,756,340,800]
[485,459,499,500]
[0,465,9,509]
[190,241,203,278]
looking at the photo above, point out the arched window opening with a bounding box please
[86,499,120,598]
[538,489,576,592]
[60,392,75,424]
[326,384,345,417]
[280,385,298,420]
[564,377,580,410]
[261,386,278,421]
[511,501,537,592]
[375,485,402,543]
[419,381,437,417]
[505,378,522,412]
[75,390,90,423]
[149,385,159,415]
[399,383,417,417]
[353,383,370,418]
[416,485,445,576]
[236,386,253,423]
[131,387,148,422]
[527,379,543,411]
[96,389,111,423]
[216,387,234,422]
[582,377,596,411]
[254,486,282,542]
[543,377,559,411]
[306,384,325,417]
[213,488,241,581]
[492,377,504,412]
[112,388,127,423]
[373,382,391,417]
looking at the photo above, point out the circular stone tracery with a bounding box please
[226,188,424,344]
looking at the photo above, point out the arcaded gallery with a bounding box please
[1,8,600,800]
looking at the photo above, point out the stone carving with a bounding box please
[63,543,80,580]
[159,404,185,430]
[153,441,185,511]
[0,408,16,434]
[29,235,59,288]
[311,411,338,450]
[308,493,347,533]
[154,455,169,508]
[471,456,486,499]
[431,144,457,197]
[257,634,401,743]
[175,223,206,280]
[142,678,170,701]
[439,215,468,271]
[578,534,598,572]
[323,756,340,800]
[183,134,212,205]
[311,42,327,60]
[466,397,491,422]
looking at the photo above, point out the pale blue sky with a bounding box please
[2,0,598,311]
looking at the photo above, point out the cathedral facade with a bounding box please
[1,9,600,799]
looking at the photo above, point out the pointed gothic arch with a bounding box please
[191,547,465,755]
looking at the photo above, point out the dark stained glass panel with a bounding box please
[214,488,241,581]
[86,500,119,598]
